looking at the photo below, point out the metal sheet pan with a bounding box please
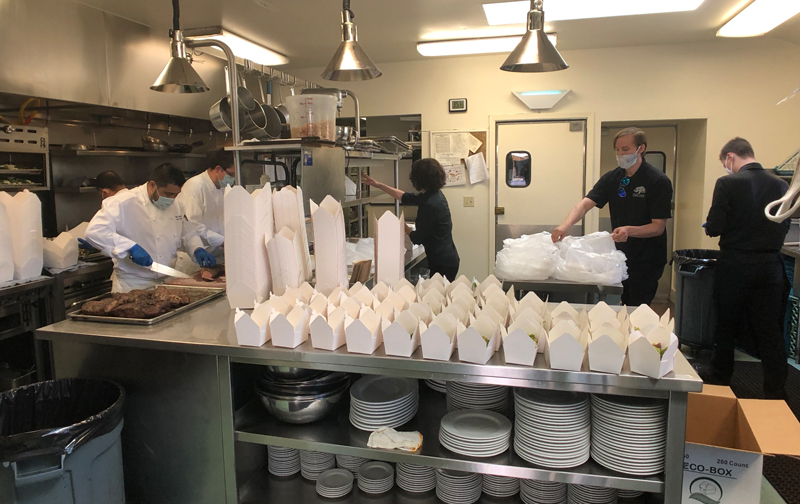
[67,285,225,326]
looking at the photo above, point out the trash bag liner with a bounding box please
[0,378,125,462]
[672,249,720,267]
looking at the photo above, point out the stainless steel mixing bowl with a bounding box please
[258,383,348,424]
[263,366,324,381]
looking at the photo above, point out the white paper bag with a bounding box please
[43,232,79,270]
[224,185,273,309]
[310,196,348,295]
[273,186,312,281]
[0,190,43,280]
[374,211,405,286]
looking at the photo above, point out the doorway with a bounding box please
[599,124,678,303]
[495,120,587,250]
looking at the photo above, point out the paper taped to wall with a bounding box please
[465,153,489,184]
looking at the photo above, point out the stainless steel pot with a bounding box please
[336,126,355,146]
[257,383,348,424]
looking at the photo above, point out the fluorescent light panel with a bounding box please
[717,0,800,37]
[417,33,556,57]
[483,0,705,25]
[202,29,289,66]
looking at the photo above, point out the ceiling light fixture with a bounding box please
[484,0,705,25]
[717,0,800,37]
[513,89,571,110]
[322,0,382,81]
[500,0,568,73]
[182,27,289,66]
[150,0,209,93]
[417,33,556,57]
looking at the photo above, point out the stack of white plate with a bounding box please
[426,379,447,393]
[435,469,483,504]
[590,394,668,476]
[336,454,369,478]
[267,445,300,477]
[618,489,645,499]
[396,463,436,493]
[299,450,336,481]
[350,376,419,431]
[357,461,395,494]
[315,469,354,498]
[483,474,520,498]
[446,381,511,414]
[439,409,512,457]
[514,388,591,468]
[519,479,567,504]
[568,484,618,504]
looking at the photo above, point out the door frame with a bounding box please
[487,113,598,274]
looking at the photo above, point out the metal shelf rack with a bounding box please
[0,125,50,192]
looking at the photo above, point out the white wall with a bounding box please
[290,37,800,279]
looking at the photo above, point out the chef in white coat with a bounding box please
[175,149,233,262]
[85,163,216,292]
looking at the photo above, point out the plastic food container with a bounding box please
[285,95,338,141]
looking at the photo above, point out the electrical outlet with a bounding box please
[464,196,475,207]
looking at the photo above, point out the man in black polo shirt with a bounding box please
[552,127,673,306]
[694,138,790,399]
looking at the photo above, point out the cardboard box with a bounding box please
[683,386,800,504]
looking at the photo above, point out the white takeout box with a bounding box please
[476,275,502,298]
[383,311,425,358]
[0,190,43,281]
[545,320,588,371]
[266,295,291,316]
[457,315,502,365]
[587,324,628,375]
[374,299,397,322]
[449,282,475,301]
[420,313,465,361]
[66,221,89,241]
[374,211,405,286]
[628,327,679,379]
[476,304,504,329]
[43,232,79,270]
[442,303,469,326]
[345,307,384,355]
[308,293,329,315]
[310,196,348,296]
[351,284,375,307]
[266,227,305,296]
[512,305,544,326]
[517,291,546,315]
[408,302,434,325]
[234,303,274,347]
[0,198,12,282]
[273,185,312,281]
[422,290,445,315]
[340,297,362,319]
[450,294,476,317]
[395,285,418,305]
[479,282,504,302]
[371,281,391,303]
[270,304,310,349]
[310,306,347,351]
[447,275,473,295]
[394,278,415,292]
[588,301,616,322]
[504,316,546,366]
[629,304,671,334]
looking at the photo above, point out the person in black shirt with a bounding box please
[694,138,790,399]
[363,158,460,281]
[552,128,673,305]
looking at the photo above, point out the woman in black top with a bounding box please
[363,158,460,281]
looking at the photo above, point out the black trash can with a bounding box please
[673,249,720,352]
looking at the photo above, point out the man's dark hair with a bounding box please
[93,171,125,190]
[150,163,185,188]
[409,158,446,192]
[209,149,234,171]
[720,137,755,161]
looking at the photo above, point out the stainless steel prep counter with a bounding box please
[36,296,701,504]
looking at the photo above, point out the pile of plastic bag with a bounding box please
[494,232,561,281]
[345,238,374,266]
[494,231,628,285]
[553,232,628,285]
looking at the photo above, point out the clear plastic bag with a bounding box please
[554,232,628,285]
[494,232,561,281]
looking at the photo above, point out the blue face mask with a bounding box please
[150,188,175,210]
[220,173,235,188]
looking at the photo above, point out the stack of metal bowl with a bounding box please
[256,367,350,424]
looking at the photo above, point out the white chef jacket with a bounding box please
[85,184,205,292]
[176,171,225,248]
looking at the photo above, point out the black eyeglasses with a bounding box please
[618,177,631,197]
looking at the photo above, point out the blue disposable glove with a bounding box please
[77,238,96,251]
[195,248,216,268]
[129,244,153,267]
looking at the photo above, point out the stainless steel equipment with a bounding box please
[0,125,50,192]
[68,285,224,325]
[50,260,114,322]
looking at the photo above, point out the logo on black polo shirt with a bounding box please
[633,186,646,198]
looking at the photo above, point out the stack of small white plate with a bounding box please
[483,474,520,498]
[446,381,511,414]
[439,409,512,457]
[267,445,300,477]
[299,450,336,481]
[396,463,436,493]
[435,469,483,504]
[519,479,567,504]
[315,469,354,498]
[590,394,668,476]
[336,454,369,478]
[426,379,447,393]
[514,389,591,468]
[350,376,419,431]
[357,461,395,494]
[568,484,618,504]
[618,489,645,499]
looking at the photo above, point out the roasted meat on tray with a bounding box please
[80,287,203,319]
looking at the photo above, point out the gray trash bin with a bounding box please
[0,379,125,504]
[673,249,719,352]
